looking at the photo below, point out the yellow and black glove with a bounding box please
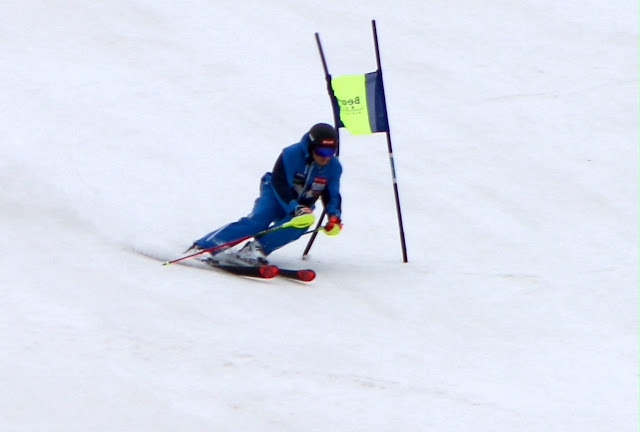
[291,205,315,228]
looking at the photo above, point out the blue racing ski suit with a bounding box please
[193,133,342,255]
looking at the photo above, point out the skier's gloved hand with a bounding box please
[294,205,313,217]
[323,215,342,236]
[291,205,315,228]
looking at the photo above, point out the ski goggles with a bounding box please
[314,145,337,158]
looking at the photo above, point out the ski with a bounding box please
[277,268,316,282]
[133,248,317,283]
[219,264,281,279]
[200,259,280,279]
[200,258,315,282]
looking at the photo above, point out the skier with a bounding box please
[187,122,343,266]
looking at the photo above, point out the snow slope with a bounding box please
[1,1,637,431]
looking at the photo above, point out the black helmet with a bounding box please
[308,123,338,150]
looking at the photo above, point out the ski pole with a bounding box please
[302,208,327,258]
[162,213,315,266]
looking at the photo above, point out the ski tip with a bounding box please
[259,265,280,279]
[297,269,316,282]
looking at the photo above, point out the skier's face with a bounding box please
[312,144,336,166]
[312,151,332,166]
